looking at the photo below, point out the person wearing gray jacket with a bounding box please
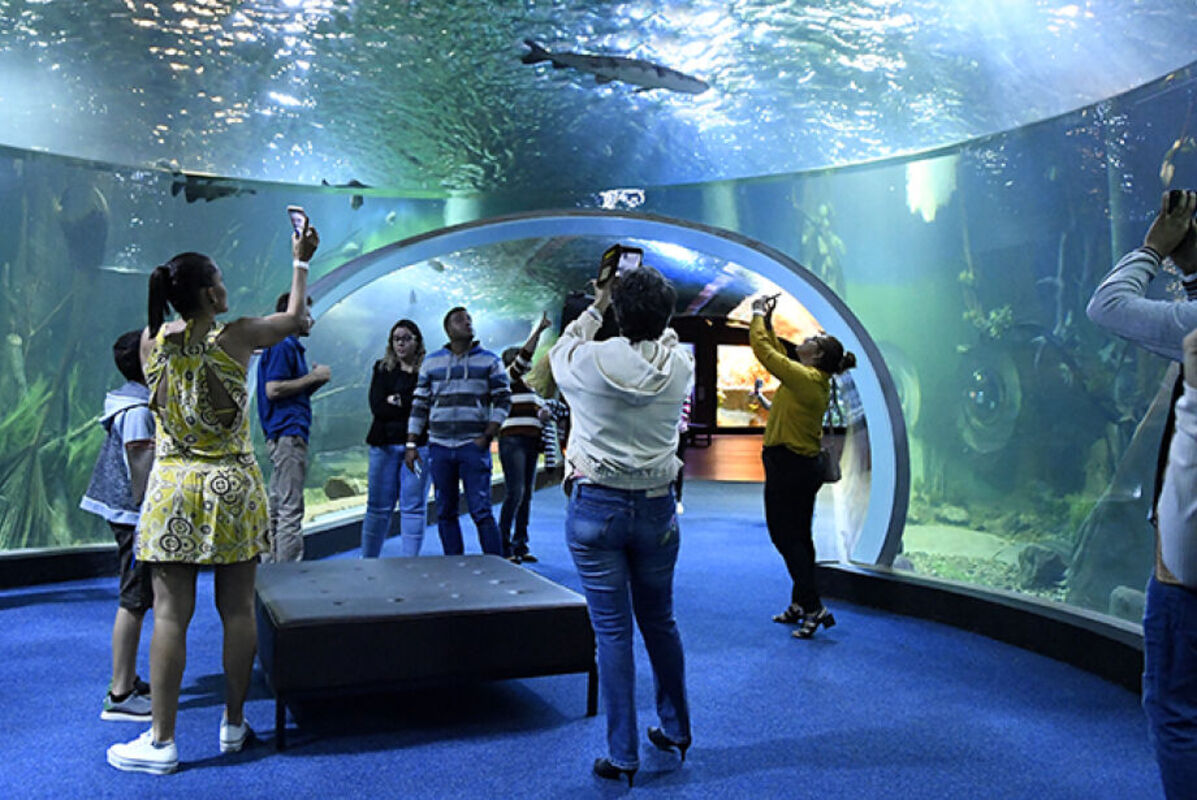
[549,256,694,786]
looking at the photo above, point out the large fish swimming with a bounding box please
[521,39,709,95]
[169,172,256,204]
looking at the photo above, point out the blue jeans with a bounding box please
[499,435,539,557]
[1142,576,1197,800]
[360,444,432,558]
[566,483,690,770]
[428,442,502,556]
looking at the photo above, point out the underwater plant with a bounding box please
[798,202,846,296]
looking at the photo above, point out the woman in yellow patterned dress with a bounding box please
[107,221,319,775]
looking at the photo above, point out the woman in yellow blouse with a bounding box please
[749,294,856,639]
[107,220,319,775]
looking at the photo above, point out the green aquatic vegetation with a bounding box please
[799,203,846,296]
[962,304,1013,339]
[0,368,105,550]
[0,379,59,550]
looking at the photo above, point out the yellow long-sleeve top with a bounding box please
[750,314,830,457]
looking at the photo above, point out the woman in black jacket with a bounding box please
[360,319,430,557]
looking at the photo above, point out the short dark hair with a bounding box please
[113,330,145,384]
[611,266,676,343]
[443,306,467,333]
[276,292,313,313]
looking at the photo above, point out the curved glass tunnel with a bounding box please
[1,61,1196,629]
[300,214,907,567]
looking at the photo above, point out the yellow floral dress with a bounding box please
[136,320,269,564]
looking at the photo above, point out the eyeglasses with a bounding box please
[393,335,415,342]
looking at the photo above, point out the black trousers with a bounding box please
[762,445,823,611]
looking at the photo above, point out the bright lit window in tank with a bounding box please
[905,153,959,223]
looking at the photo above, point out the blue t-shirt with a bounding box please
[256,336,312,441]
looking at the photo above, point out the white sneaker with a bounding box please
[107,729,178,775]
[101,687,152,721]
[219,713,252,753]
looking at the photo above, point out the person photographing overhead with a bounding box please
[549,244,694,786]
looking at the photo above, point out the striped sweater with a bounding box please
[500,351,544,439]
[408,342,511,448]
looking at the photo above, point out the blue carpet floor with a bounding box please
[0,481,1163,799]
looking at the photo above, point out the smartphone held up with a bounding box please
[597,244,644,288]
[287,205,308,237]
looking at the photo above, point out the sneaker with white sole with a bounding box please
[101,687,152,722]
[219,713,252,753]
[107,729,178,775]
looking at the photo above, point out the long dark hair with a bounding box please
[147,252,219,335]
[381,319,425,371]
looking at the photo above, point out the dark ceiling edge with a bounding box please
[817,562,1143,692]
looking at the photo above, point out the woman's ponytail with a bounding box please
[837,351,857,375]
[147,265,171,337]
[146,252,218,335]
[814,334,857,376]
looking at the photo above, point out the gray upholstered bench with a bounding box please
[255,555,597,749]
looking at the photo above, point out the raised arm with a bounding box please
[509,312,553,382]
[219,222,320,367]
[549,282,611,385]
[1087,190,1197,362]
[749,297,815,392]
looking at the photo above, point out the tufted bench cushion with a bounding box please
[255,555,596,748]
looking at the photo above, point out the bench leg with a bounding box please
[276,695,286,751]
[586,662,598,717]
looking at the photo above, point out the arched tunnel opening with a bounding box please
[301,209,909,567]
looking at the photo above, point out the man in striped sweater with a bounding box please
[406,306,511,555]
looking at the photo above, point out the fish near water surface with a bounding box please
[170,173,255,203]
[521,39,709,95]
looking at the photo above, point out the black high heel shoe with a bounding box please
[793,606,836,639]
[771,603,804,624]
[593,757,637,787]
[647,726,691,762]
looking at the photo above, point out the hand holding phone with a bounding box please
[289,206,319,263]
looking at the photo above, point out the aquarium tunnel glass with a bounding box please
[2,3,1197,627]
[299,212,907,566]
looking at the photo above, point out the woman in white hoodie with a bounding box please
[550,260,694,787]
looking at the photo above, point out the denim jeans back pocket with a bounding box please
[640,494,677,545]
[659,514,679,547]
[567,496,619,549]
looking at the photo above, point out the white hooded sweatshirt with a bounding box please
[550,305,694,490]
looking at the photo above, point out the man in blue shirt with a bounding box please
[406,306,511,555]
[256,293,331,562]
